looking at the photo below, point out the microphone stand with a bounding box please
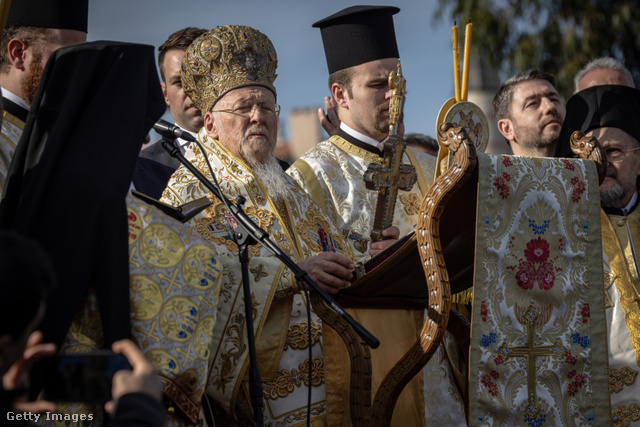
[161,139,379,426]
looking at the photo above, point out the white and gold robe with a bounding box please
[288,135,466,426]
[49,193,223,427]
[161,129,355,427]
[602,205,640,425]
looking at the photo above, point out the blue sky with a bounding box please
[88,0,457,140]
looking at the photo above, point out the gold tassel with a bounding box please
[451,288,473,305]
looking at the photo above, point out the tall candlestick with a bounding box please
[452,22,461,102]
[461,20,472,101]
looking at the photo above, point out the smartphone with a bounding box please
[41,350,132,403]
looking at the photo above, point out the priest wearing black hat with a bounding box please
[287,6,465,426]
[559,84,640,418]
[0,0,88,198]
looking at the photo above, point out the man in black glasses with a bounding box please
[559,84,640,417]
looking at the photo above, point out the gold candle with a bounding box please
[461,21,472,101]
[452,22,461,102]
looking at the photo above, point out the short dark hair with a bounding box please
[328,66,355,98]
[404,133,439,153]
[158,27,208,82]
[0,25,51,74]
[0,231,56,340]
[492,69,558,122]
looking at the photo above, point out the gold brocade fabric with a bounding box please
[469,154,610,426]
[288,135,436,264]
[602,206,640,425]
[0,110,24,198]
[161,129,354,427]
[47,194,223,427]
[288,135,466,426]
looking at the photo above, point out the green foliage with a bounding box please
[433,0,640,99]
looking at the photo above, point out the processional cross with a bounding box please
[363,60,417,242]
[497,305,567,419]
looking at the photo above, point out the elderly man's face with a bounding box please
[204,86,278,166]
[588,126,640,208]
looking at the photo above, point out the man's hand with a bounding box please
[104,339,162,414]
[368,226,400,257]
[297,252,354,295]
[2,330,57,413]
[317,96,340,137]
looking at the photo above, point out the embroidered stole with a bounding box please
[469,154,609,425]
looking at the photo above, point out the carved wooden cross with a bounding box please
[363,59,417,242]
[497,306,566,419]
[364,135,417,242]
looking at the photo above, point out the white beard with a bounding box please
[251,156,289,203]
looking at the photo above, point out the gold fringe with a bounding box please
[452,288,473,305]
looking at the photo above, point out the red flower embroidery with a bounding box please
[563,159,575,171]
[516,261,535,290]
[581,304,590,323]
[494,355,504,365]
[565,352,577,365]
[567,382,580,396]
[524,237,550,263]
[481,373,499,396]
[572,180,586,202]
[566,373,586,396]
[481,301,488,322]
[537,262,555,290]
[493,172,512,199]
[515,237,557,290]
[502,156,513,167]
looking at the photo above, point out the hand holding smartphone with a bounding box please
[41,350,132,403]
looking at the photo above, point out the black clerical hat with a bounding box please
[313,5,400,74]
[6,0,88,33]
[557,85,640,157]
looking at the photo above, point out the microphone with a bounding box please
[153,119,196,142]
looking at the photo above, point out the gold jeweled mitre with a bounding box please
[181,25,278,113]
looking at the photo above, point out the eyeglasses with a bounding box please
[605,147,640,163]
[211,103,280,118]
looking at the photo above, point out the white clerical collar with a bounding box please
[174,125,197,153]
[622,191,638,216]
[1,87,30,110]
[340,122,386,150]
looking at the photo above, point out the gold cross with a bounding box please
[497,305,566,419]
[250,263,269,282]
[176,341,195,370]
[158,270,183,296]
[197,294,213,310]
[387,60,405,137]
[134,320,159,347]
